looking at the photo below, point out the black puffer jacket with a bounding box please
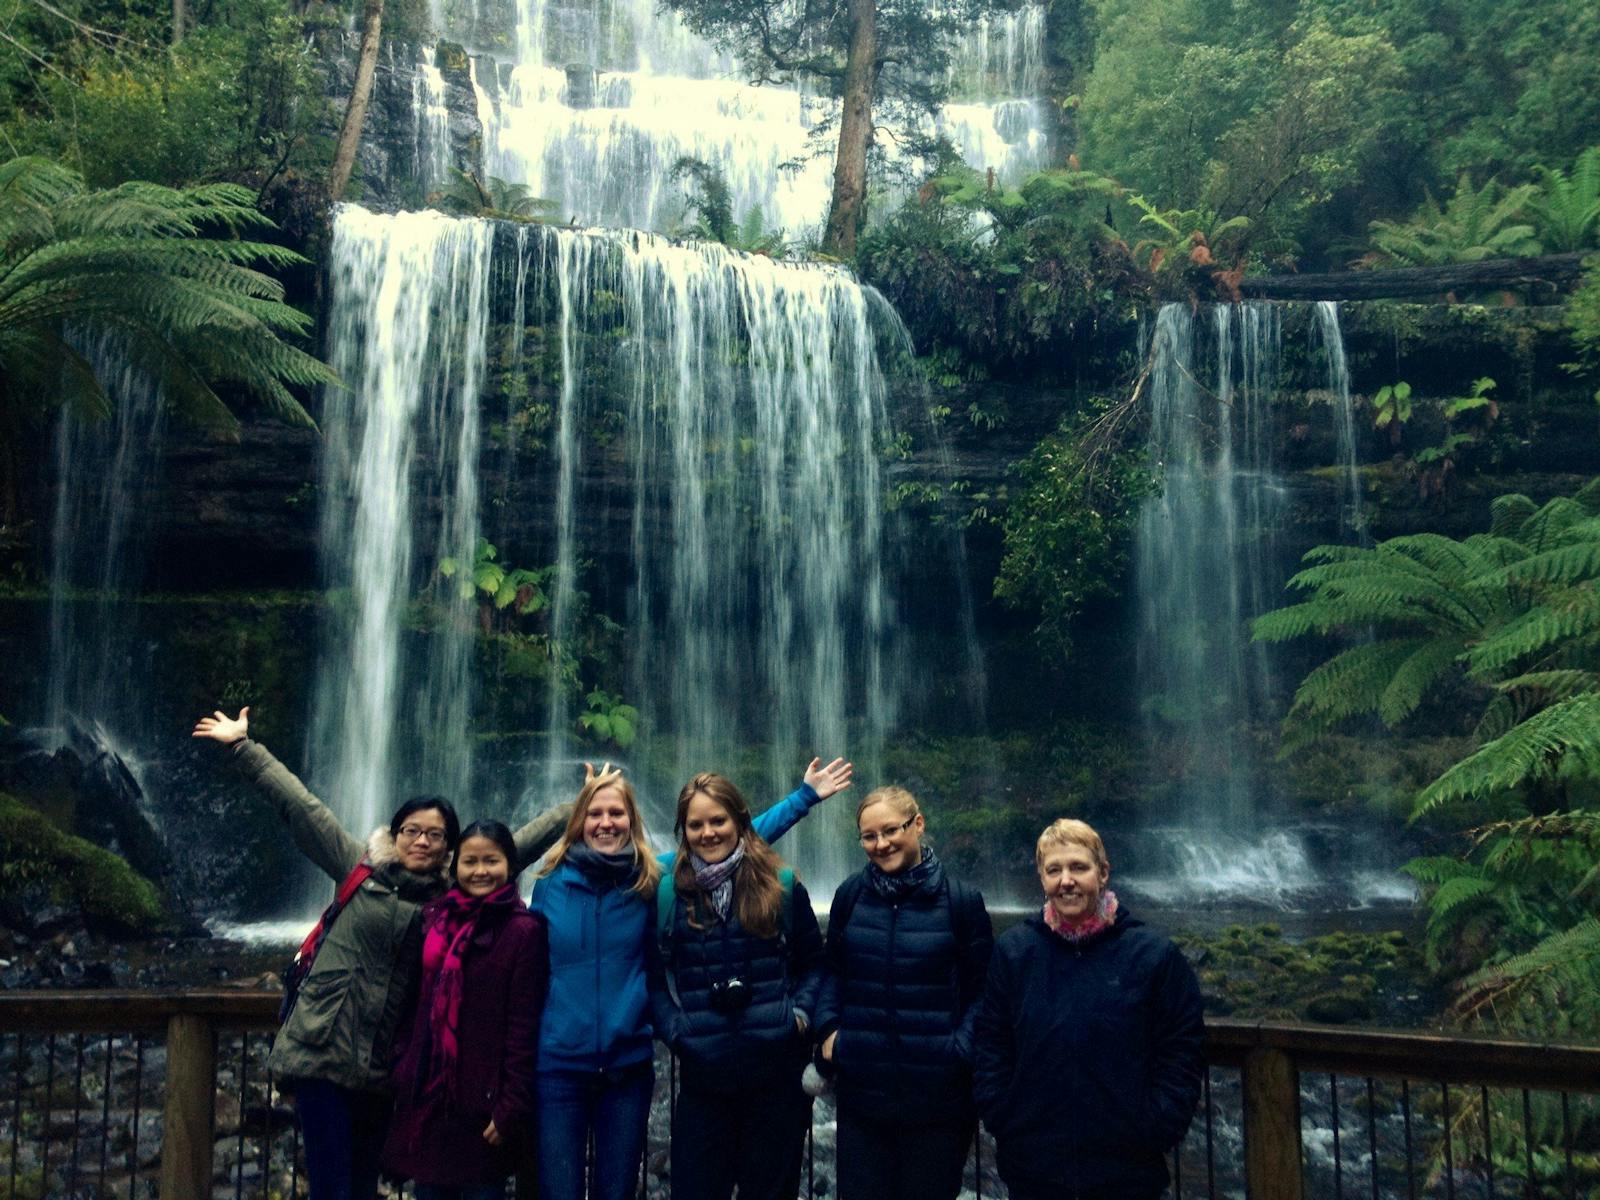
[974,907,1204,1197]
[813,863,992,1121]
[647,876,825,1090]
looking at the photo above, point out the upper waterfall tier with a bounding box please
[432,0,1049,233]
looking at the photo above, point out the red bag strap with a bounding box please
[292,861,374,964]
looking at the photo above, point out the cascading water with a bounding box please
[1313,300,1366,541]
[43,333,167,741]
[411,51,455,189]
[513,226,905,884]
[307,206,492,842]
[451,0,1050,236]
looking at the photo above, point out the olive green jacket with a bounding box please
[232,740,570,1092]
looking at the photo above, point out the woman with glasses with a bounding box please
[647,772,826,1200]
[192,708,570,1200]
[973,818,1204,1200]
[811,786,993,1200]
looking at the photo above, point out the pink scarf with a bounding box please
[419,882,520,1097]
[1043,888,1119,943]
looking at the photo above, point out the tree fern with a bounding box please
[0,156,334,431]
[1526,146,1600,254]
[1413,693,1600,815]
[1368,173,1541,265]
[1453,918,1600,1035]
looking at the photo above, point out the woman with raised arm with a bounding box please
[192,707,570,1200]
[647,773,827,1200]
[973,818,1205,1200]
[811,786,992,1200]
[532,757,851,1200]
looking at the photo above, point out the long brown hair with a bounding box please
[671,773,785,938]
[536,773,661,898]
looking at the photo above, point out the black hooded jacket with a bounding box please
[813,861,992,1121]
[973,906,1205,1197]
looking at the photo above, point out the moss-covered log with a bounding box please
[1239,253,1587,301]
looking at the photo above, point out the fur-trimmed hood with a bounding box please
[366,826,452,884]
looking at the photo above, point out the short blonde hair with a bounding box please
[1035,818,1109,872]
[856,785,920,825]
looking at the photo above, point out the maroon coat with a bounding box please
[382,894,548,1188]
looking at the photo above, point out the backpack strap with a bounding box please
[280,860,373,1023]
[656,872,683,1009]
[825,871,866,967]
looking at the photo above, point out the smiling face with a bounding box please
[857,799,925,875]
[396,807,450,873]
[581,784,632,854]
[455,834,510,897]
[684,790,739,864]
[1038,841,1109,924]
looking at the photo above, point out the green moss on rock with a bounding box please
[0,793,166,936]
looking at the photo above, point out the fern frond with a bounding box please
[1413,693,1600,817]
[1287,638,1441,733]
[1380,637,1473,725]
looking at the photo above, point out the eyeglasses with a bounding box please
[859,817,917,847]
[398,824,448,845]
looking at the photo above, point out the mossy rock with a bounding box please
[1304,991,1374,1024]
[0,793,166,936]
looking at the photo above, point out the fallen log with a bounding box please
[1238,252,1588,301]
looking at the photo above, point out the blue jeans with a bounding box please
[293,1079,389,1200]
[414,1186,507,1200]
[536,1064,654,1200]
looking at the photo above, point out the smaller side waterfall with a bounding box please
[309,206,493,842]
[43,332,168,739]
[1135,303,1285,825]
[1313,300,1365,541]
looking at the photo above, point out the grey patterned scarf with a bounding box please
[690,843,747,921]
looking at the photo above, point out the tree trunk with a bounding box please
[821,0,875,258]
[1236,253,1587,301]
[328,0,385,204]
[171,0,184,44]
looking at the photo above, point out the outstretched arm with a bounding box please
[192,708,363,881]
[750,757,853,847]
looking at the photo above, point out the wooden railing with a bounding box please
[4,991,1600,1198]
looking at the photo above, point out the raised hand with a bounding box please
[192,707,249,744]
[583,760,622,787]
[803,757,853,802]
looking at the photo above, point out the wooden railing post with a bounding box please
[159,1013,216,1198]
[1243,1047,1303,1200]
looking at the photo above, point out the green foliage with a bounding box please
[1526,146,1600,253]
[1126,194,1251,295]
[0,792,165,934]
[1567,255,1600,382]
[1260,482,1600,1032]
[428,169,559,222]
[0,155,333,432]
[668,157,788,256]
[3,0,332,190]
[856,165,1144,367]
[1368,173,1539,266]
[1372,381,1413,441]
[994,399,1151,657]
[439,537,553,618]
[577,688,638,749]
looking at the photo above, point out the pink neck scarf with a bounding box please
[1043,888,1119,943]
[420,882,520,1097]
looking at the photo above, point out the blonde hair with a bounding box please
[537,773,661,897]
[1035,818,1109,872]
[856,785,920,825]
[672,773,786,938]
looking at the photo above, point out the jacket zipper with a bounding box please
[593,889,603,1062]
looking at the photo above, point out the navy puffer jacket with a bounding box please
[973,907,1205,1197]
[813,863,992,1121]
[647,875,824,1090]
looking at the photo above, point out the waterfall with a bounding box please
[43,332,167,741]
[445,0,1050,237]
[1313,300,1365,540]
[308,207,493,839]
[1135,303,1285,826]
[412,51,454,189]
[506,225,904,882]
[1128,301,1385,907]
